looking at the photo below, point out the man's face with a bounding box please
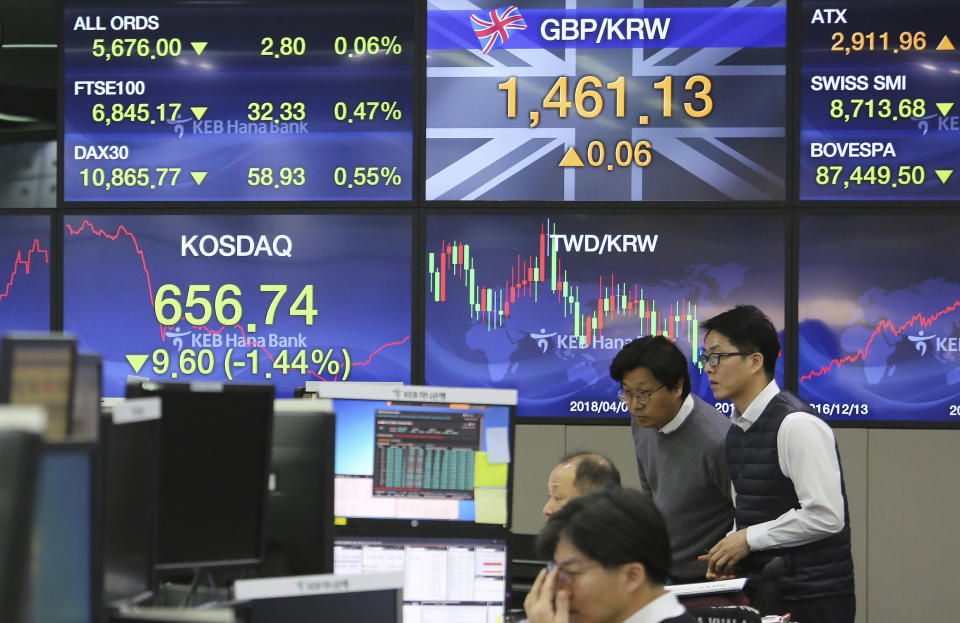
[552,537,632,623]
[702,330,754,403]
[542,462,579,518]
[620,366,683,429]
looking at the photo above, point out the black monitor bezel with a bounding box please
[263,398,337,576]
[98,408,158,606]
[124,380,275,574]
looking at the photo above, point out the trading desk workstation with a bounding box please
[0,333,517,623]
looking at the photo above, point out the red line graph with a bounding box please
[65,220,407,380]
[800,300,960,382]
[0,238,49,305]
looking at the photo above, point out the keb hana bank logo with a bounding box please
[471,5,527,54]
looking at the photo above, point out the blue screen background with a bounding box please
[0,215,50,333]
[799,213,960,422]
[425,213,786,419]
[24,451,92,623]
[63,214,412,396]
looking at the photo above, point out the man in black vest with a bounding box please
[697,305,855,623]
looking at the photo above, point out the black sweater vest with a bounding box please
[726,391,854,600]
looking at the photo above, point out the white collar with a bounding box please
[621,591,687,623]
[731,380,780,431]
[659,394,694,434]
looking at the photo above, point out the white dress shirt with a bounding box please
[621,591,688,623]
[730,380,846,551]
[658,394,694,434]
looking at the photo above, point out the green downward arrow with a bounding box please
[125,354,149,373]
[936,102,955,117]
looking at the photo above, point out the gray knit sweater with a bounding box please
[631,394,734,581]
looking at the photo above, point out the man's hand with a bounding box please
[698,529,750,579]
[524,567,570,623]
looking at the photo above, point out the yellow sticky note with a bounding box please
[474,451,508,488]
[474,487,508,525]
[334,517,347,526]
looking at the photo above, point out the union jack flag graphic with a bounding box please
[470,5,527,55]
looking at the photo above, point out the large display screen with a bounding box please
[799,0,960,200]
[799,214,960,423]
[61,0,414,202]
[63,214,412,396]
[425,213,785,420]
[0,215,50,333]
[426,1,786,201]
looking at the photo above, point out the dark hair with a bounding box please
[608,335,691,399]
[536,487,670,586]
[560,452,621,491]
[701,305,780,380]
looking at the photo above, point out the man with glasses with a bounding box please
[524,487,697,623]
[698,305,854,623]
[609,336,733,583]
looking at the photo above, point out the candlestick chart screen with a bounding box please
[425,213,785,420]
[62,214,412,396]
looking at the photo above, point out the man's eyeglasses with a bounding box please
[547,560,599,583]
[617,384,664,405]
[699,351,756,368]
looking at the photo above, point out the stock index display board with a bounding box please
[426,1,786,202]
[800,0,960,200]
[61,1,414,202]
[62,214,413,396]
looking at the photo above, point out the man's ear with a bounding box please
[669,380,684,398]
[749,351,765,375]
[621,561,648,592]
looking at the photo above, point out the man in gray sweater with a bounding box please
[610,335,734,583]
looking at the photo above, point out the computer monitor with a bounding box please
[70,353,102,440]
[0,412,44,623]
[0,333,77,439]
[124,381,275,573]
[234,571,402,623]
[262,398,336,577]
[333,533,508,623]
[99,404,158,605]
[22,441,99,623]
[313,384,516,528]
